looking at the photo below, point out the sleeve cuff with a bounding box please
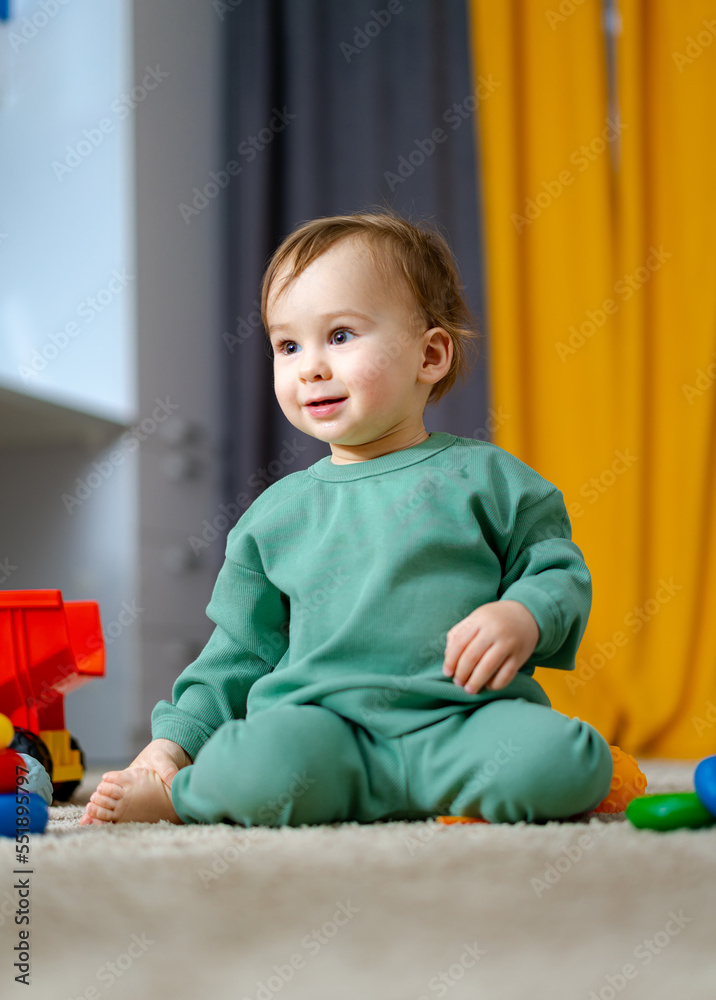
[150,702,219,761]
[499,583,562,661]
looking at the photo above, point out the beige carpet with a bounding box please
[1,759,714,1000]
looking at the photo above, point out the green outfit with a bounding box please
[152,432,613,825]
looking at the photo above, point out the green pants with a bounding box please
[170,698,613,826]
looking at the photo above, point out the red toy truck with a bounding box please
[0,589,105,800]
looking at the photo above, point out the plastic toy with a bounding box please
[0,721,51,804]
[0,791,48,836]
[436,744,647,825]
[693,755,716,816]
[626,792,715,832]
[0,712,13,747]
[0,747,26,785]
[436,815,489,825]
[0,717,13,752]
[0,714,49,836]
[626,752,716,832]
[592,746,648,814]
[0,590,104,800]
[6,751,54,805]
[9,725,53,777]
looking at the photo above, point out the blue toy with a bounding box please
[694,755,716,816]
[0,792,48,836]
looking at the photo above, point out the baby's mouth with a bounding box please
[304,397,348,417]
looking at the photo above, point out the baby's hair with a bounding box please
[260,206,481,406]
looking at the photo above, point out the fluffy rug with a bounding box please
[1,759,714,1000]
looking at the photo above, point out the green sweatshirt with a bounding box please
[151,432,591,757]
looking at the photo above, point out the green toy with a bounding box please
[626,792,716,832]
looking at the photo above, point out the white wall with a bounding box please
[131,0,224,755]
[0,0,136,422]
[0,0,138,763]
[0,0,225,766]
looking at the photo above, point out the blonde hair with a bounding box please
[260,207,481,406]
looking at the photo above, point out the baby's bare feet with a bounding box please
[80,768,184,825]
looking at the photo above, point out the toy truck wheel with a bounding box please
[52,736,86,802]
[9,727,54,780]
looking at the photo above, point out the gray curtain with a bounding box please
[221,0,490,507]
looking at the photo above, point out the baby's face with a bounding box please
[266,237,434,458]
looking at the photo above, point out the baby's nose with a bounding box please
[299,349,330,380]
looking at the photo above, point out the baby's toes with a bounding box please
[85,800,117,822]
[80,811,107,826]
[80,802,111,826]
[90,788,121,812]
[101,771,126,788]
[96,779,124,800]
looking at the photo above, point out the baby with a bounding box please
[82,209,613,828]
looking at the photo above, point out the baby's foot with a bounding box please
[80,768,184,825]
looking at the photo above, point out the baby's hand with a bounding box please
[442,600,540,694]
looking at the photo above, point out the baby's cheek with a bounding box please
[352,361,390,398]
[273,374,296,407]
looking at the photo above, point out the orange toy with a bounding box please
[592,745,648,814]
[436,745,647,824]
[436,815,489,825]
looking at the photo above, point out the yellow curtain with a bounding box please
[470,0,716,757]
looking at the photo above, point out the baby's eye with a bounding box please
[272,329,354,356]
